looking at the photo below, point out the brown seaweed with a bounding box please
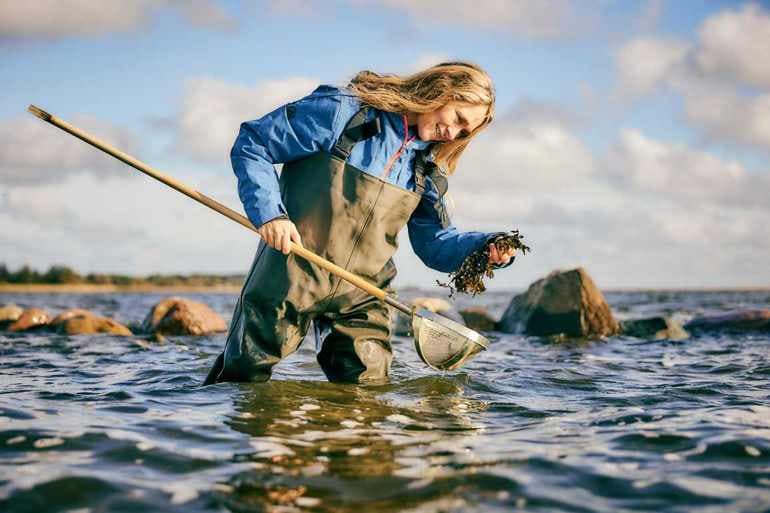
[438,231,531,297]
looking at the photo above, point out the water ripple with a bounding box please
[1,290,770,512]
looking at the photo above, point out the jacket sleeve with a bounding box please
[231,88,344,228]
[407,177,490,273]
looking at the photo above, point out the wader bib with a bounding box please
[204,108,434,384]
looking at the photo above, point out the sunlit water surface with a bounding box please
[1,290,769,512]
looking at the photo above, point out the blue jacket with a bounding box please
[232,85,491,273]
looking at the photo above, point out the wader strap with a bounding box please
[413,151,428,195]
[414,151,451,228]
[413,151,448,198]
[331,107,381,161]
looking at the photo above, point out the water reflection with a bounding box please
[222,377,489,512]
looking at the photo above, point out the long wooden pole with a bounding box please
[27,105,412,315]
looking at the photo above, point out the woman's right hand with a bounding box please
[257,218,303,255]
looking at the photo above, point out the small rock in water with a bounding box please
[0,304,24,329]
[141,297,226,336]
[459,307,497,331]
[8,308,51,332]
[49,308,92,324]
[620,316,689,340]
[685,309,770,333]
[50,309,132,336]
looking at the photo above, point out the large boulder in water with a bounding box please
[498,268,619,338]
[7,308,51,332]
[0,304,24,329]
[620,316,689,340]
[50,308,92,324]
[49,309,132,336]
[142,297,227,336]
[685,309,770,333]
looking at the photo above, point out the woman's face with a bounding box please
[414,101,489,143]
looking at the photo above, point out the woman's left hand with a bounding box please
[488,243,516,266]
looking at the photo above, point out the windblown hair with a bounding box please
[348,61,495,174]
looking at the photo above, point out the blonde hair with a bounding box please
[348,61,495,174]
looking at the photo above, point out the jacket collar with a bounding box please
[383,111,432,151]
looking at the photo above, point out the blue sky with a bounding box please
[1,0,769,289]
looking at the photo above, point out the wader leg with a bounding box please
[205,294,310,384]
[316,294,393,384]
[202,352,224,385]
[203,240,312,385]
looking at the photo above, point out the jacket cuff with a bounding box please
[246,202,288,229]
[486,232,515,270]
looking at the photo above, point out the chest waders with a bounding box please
[204,108,433,384]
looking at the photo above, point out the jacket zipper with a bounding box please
[380,114,415,181]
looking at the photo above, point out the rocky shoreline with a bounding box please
[0,297,227,338]
[2,268,769,340]
[393,268,770,340]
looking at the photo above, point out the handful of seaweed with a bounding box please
[438,230,531,297]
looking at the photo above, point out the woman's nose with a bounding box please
[447,126,460,140]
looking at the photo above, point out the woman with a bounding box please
[204,62,515,385]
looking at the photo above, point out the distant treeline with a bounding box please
[0,264,245,286]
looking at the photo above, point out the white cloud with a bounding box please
[175,76,320,164]
[0,0,234,39]
[615,37,690,95]
[694,3,770,89]
[452,101,595,199]
[614,4,770,152]
[0,0,157,38]
[0,171,256,274]
[647,202,769,257]
[353,0,592,39]
[0,114,138,185]
[176,0,237,30]
[604,129,768,207]
[682,88,770,151]
[1,0,592,41]
[617,3,770,94]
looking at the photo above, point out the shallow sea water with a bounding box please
[1,290,769,512]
